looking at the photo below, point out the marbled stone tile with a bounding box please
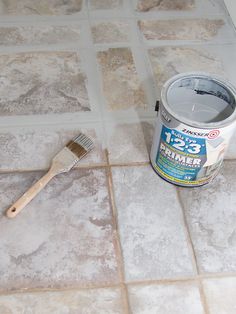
[0,52,90,116]
[0,169,118,290]
[128,282,204,314]
[0,0,82,15]
[91,21,129,44]
[0,287,123,314]
[106,121,154,163]
[0,127,105,171]
[97,48,147,110]
[0,25,80,46]
[202,277,236,314]
[89,0,122,10]
[225,131,236,159]
[178,162,236,273]
[137,0,195,12]
[148,46,225,89]
[112,165,194,281]
[138,19,225,41]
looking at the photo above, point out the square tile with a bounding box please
[0,51,90,116]
[111,165,194,281]
[106,120,154,164]
[0,25,80,46]
[91,21,130,44]
[89,0,122,10]
[97,48,147,110]
[0,125,106,171]
[138,19,226,41]
[0,0,83,15]
[128,282,204,314]
[0,287,124,314]
[202,277,236,314]
[178,161,236,273]
[0,168,118,290]
[136,0,195,12]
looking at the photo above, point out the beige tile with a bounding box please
[97,48,147,110]
[203,277,236,314]
[148,46,225,89]
[138,19,225,41]
[178,161,236,273]
[89,0,122,10]
[0,126,105,171]
[0,287,123,314]
[0,0,82,15]
[129,282,204,314]
[137,0,195,11]
[0,25,80,46]
[112,165,194,281]
[0,169,118,290]
[91,21,129,44]
[0,52,90,116]
[106,121,154,164]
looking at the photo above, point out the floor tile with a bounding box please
[0,125,105,171]
[0,168,118,290]
[89,0,122,10]
[178,161,236,273]
[202,277,236,314]
[225,131,236,159]
[106,120,154,164]
[0,287,123,314]
[128,282,204,314]
[136,0,195,11]
[0,51,90,116]
[138,19,225,41]
[0,0,82,15]
[91,21,129,44]
[148,46,226,89]
[112,165,194,281]
[97,48,147,110]
[0,25,80,46]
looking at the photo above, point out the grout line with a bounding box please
[198,280,210,314]
[105,149,131,314]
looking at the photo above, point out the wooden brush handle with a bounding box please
[6,170,55,218]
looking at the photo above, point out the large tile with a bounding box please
[128,282,204,314]
[112,165,194,281]
[0,287,123,314]
[0,168,118,290]
[0,52,90,116]
[148,46,225,89]
[138,19,225,41]
[202,277,236,314]
[0,0,82,15]
[0,25,80,46]
[0,126,105,171]
[178,161,236,273]
[89,0,122,10]
[136,0,195,11]
[97,48,147,110]
[91,21,129,44]
[106,120,154,164]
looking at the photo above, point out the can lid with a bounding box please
[161,72,236,129]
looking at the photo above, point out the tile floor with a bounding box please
[0,0,236,313]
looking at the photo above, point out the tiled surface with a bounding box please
[112,165,194,281]
[203,277,236,314]
[128,282,204,314]
[0,287,124,314]
[0,169,118,290]
[178,162,236,273]
[0,52,89,116]
[0,0,236,312]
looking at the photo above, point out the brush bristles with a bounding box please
[66,133,94,159]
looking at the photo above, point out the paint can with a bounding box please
[150,72,236,187]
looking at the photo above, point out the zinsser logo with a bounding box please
[182,128,220,138]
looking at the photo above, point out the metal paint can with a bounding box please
[150,72,236,187]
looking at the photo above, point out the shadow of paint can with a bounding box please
[150,72,236,187]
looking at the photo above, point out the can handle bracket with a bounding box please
[155,100,160,112]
